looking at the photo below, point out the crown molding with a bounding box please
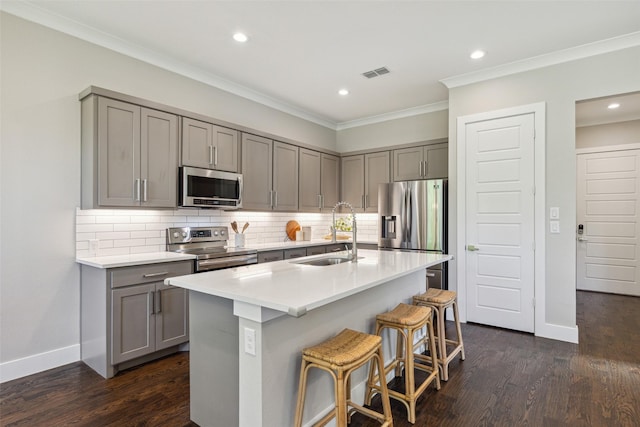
[336,101,449,131]
[441,31,640,89]
[0,1,338,130]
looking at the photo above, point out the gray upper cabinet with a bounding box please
[341,152,390,212]
[364,151,390,213]
[90,97,178,208]
[392,143,448,181]
[242,134,299,211]
[299,149,339,211]
[242,133,273,210]
[273,141,299,211]
[340,155,365,209]
[181,117,238,172]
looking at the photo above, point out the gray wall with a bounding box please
[576,119,640,149]
[448,46,640,328]
[336,109,448,152]
[0,12,335,368]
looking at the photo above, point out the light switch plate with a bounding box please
[550,207,560,219]
[550,221,560,234]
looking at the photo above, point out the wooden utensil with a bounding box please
[286,220,301,240]
[241,222,249,233]
[231,221,239,233]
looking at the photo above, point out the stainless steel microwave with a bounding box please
[179,166,243,209]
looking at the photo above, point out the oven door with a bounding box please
[179,166,243,209]
[196,254,258,272]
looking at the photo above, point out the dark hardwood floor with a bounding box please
[1,291,638,426]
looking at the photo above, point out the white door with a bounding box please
[576,149,640,296]
[465,114,536,332]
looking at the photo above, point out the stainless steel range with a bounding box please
[167,226,257,272]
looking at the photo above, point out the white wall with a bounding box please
[576,119,640,149]
[0,11,337,378]
[336,109,448,152]
[447,46,640,331]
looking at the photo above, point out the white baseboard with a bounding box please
[536,323,579,344]
[0,344,80,383]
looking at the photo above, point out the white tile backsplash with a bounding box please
[75,207,379,257]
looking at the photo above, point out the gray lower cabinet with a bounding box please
[257,250,285,263]
[81,260,192,378]
[242,133,299,211]
[81,95,178,208]
[181,117,239,172]
[341,152,390,212]
[392,143,448,181]
[299,149,340,212]
[306,246,326,256]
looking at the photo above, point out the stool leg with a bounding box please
[405,327,416,424]
[453,300,465,360]
[294,359,309,427]
[335,369,347,426]
[375,347,393,426]
[426,319,441,390]
[365,323,384,406]
[435,305,450,381]
[395,326,404,377]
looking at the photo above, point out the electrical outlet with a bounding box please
[244,327,256,356]
[89,239,99,257]
[550,221,560,234]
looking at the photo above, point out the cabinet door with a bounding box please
[306,246,326,256]
[111,284,155,364]
[258,250,284,263]
[98,98,141,206]
[392,146,424,181]
[299,148,321,211]
[241,133,273,210]
[212,125,239,172]
[424,143,448,179]
[364,152,390,213]
[284,248,307,259]
[273,141,299,211]
[340,155,365,210]
[140,108,178,208]
[181,117,213,169]
[155,284,189,351]
[321,154,340,211]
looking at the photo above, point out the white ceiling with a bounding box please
[3,1,640,129]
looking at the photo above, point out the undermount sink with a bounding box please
[294,257,355,266]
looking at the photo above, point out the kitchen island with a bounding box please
[166,249,452,427]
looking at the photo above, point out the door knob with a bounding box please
[467,244,479,251]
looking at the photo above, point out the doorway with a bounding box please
[575,92,640,297]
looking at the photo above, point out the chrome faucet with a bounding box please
[332,201,357,261]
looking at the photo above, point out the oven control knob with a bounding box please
[213,230,219,236]
[181,232,188,238]
[220,230,226,236]
[173,232,180,238]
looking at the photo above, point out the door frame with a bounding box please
[456,102,547,336]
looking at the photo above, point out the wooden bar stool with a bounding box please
[413,289,465,381]
[365,303,440,424]
[294,328,393,427]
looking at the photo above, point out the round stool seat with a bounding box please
[414,288,456,305]
[303,328,382,367]
[376,303,432,327]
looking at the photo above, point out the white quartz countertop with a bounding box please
[76,252,196,268]
[166,249,452,317]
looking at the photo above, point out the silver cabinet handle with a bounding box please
[134,179,141,202]
[209,145,214,165]
[467,244,480,251]
[419,161,423,177]
[269,190,273,208]
[156,290,162,314]
[214,146,218,166]
[274,191,278,207]
[150,290,155,315]
[423,161,428,177]
[318,194,322,209]
[143,271,169,278]
[143,179,148,202]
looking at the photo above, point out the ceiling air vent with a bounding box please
[362,67,390,79]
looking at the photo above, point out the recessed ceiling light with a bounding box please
[233,32,248,43]
[608,103,620,109]
[338,89,349,96]
[470,50,486,59]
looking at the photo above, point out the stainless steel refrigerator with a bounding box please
[378,179,448,289]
